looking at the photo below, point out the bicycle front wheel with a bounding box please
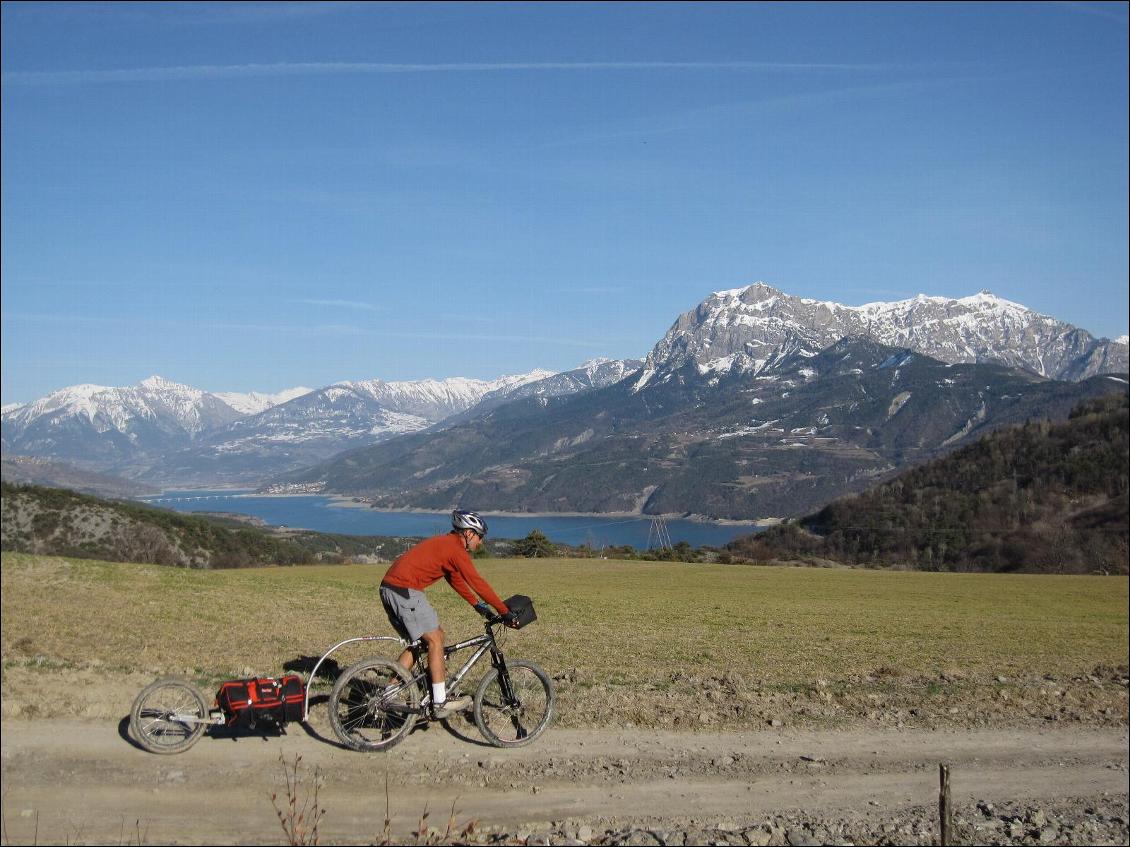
[473,660,554,748]
[328,657,419,752]
[129,677,209,755]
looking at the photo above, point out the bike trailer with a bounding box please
[216,674,305,729]
[504,594,537,629]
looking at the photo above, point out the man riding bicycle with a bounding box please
[379,509,516,719]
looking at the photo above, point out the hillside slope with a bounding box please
[0,483,414,568]
[1,456,159,498]
[728,391,1129,573]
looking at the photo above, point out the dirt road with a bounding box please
[2,714,1127,846]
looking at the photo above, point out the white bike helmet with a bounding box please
[452,509,488,537]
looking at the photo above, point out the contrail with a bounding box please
[2,60,896,86]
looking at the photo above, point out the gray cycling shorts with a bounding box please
[379,584,440,642]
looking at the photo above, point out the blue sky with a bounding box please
[3,1,1127,404]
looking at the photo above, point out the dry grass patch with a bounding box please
[3,553,1126,728]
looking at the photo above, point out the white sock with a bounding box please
[431,681,446,705]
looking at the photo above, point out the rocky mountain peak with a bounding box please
[640,284,1127,386]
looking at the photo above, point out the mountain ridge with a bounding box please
[4,283,1126,493]
[0,364,637,486]
[277,335,1127,519]
[637,283,1127,387]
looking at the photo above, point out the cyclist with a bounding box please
[379,509,515,718]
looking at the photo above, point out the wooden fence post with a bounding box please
[939,762,954,846]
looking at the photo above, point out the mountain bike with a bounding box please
[327,610,554,751]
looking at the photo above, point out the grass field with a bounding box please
[2,553,1127,728]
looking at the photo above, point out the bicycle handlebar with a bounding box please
[482,612,517,628]
[474,602,514,627]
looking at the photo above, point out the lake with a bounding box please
[139,490,762,549]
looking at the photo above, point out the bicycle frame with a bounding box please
[305,621,514,720]
[401,620,511,709]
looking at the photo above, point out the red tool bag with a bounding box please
[216,675,305,729]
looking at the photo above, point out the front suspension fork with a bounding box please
[492,649,519,706]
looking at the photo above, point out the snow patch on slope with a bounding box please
[214,386,313,415]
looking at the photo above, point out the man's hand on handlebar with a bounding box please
[474,602,519,628]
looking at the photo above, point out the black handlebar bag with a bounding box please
[504,594,537,629]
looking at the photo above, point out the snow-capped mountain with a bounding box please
[635,283,1128,390]
[339,371,556,420]
[1,368,586,486]
[201,371,551,454]
[0,376,244,465]
[3,376,237,435]
[283,336,1126,519]
[6,282,1125,493]
[441,358,644,425]
[501,358,643,399]
[142,368,575,486]
[213,386,314,415]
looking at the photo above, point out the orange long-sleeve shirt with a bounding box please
[382,532,509,614]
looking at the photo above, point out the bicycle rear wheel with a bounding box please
[328,657,419,752]
[129,677,209,755]
[473,660,554,748]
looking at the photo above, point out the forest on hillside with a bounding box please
[727,390,1129,574]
